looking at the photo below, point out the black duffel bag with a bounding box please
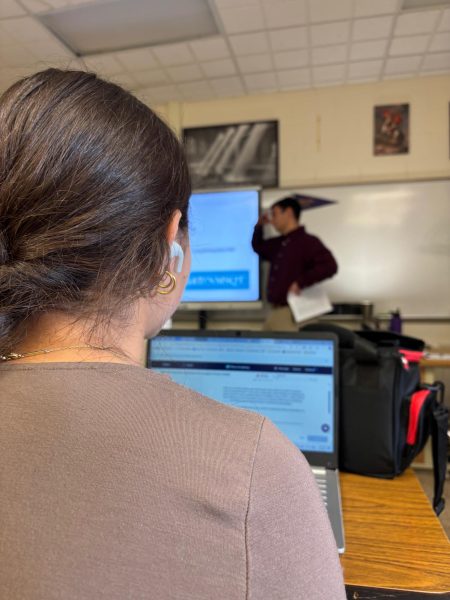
[303,324,448,515]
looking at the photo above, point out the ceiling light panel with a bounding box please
[39,0,219,55]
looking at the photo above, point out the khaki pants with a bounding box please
[263,306,298,332]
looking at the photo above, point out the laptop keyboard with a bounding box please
[311,467,328,507]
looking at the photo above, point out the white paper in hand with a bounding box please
[287,284,332,323]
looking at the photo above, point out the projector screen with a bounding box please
[181,188,261,307]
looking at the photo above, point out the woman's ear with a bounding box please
[167,210,182,245]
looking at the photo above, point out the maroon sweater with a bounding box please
[252,225,338,305]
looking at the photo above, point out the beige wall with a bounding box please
[154,74,450,187]
[155,76,450,346]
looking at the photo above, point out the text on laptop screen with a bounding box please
[150,335,334,453]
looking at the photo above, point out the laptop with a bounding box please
[147,330,345,553]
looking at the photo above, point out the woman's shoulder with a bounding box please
[2,361,266,447]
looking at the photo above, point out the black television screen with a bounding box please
[181,188,261,309]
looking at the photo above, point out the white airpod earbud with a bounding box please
[170,241,184,273]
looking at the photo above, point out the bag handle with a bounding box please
[429,381,448,515]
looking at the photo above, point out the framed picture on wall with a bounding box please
[182,120,279,189]
[373,104,409,155]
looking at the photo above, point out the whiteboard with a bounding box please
[263,180,450,318]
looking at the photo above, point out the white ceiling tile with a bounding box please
[308,0,353,23]
[273,49,308,70]
[19,0,49,13]
[142,84,179,104]
[390,34,430,56]
[217,5,265,34]
[215,0,259,8]
[210,75,245,96]
[420,68,450,77]
[0,0,26,18]
[200,58,236,77]
[167,63,203,82]
[132,69,170,86]
[243,71,278,91]
[354,0,400,18]
[189,36,230,61]
[347,75,380,84]
[350,39,389,60]
[312,44,347,65]
[348,59,383,78]
[438,8,450,32]
[178,80,215,101]
[152,43,195,66]
[262,0,307,28]
[422,51,450,71]
[110,72,138,90]
[2,17,55,43]
[311,22,351,46]
[277,67,310,89]
[269,27,308,52]
[0,27,16,47]
[229,32,269,56]
[1,45,37,67]
[429,32,450,53]
[313,63,346,83]
[237,53,273,73]
[353,16,394,41]
[384,55,421,74]
[394,11,440,36]
[115,48,159,71]
[26,39,73,60]
[83,54,124,76]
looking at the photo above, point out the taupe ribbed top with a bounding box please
[0,363,345,599]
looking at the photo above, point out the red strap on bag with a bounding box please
[406,389,431,445]
[399,349,424,363]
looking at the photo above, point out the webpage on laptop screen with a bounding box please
[151,336,334,453]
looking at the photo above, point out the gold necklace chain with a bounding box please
[0,344,126,362]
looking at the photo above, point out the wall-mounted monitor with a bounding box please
[179,188,262,311]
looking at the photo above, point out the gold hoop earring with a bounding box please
[157,270,177,295]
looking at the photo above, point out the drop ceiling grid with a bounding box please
[0,0,448,102]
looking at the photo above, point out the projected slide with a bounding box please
[182,189,260,303]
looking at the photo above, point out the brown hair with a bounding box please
[0,69,191,353]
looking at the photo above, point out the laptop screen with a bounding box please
[148,331,337,461]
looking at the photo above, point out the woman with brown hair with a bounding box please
[0,69,345,599]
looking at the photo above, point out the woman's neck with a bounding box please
[9,311,145,366]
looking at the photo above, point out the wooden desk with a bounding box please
[340,469,450,595]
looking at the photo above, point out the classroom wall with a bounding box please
[154,74,450,187]
[153,75,450,346]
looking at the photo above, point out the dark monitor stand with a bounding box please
[198,310,208,330]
